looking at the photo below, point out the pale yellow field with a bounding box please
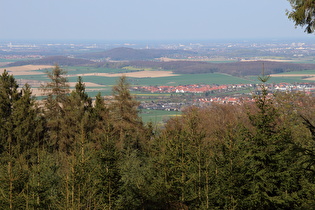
[69,70,179,78]
[270,74,315,77]
[270,74,315,81]
[0,65,53,75]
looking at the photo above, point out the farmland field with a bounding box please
[3,64,314,98]
[6,65,253,91]
[248,69,315,83]
[140,110,181,124]
[2,63,315,124]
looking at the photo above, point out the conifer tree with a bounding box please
[109,76,144,150]
[0,71,44,209]
[55,76,103,209]
[41,64,69,152]
[89,92,123,209]
[242,73,302,209]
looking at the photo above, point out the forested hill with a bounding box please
[77,47,197,60]
[6,56,95,67]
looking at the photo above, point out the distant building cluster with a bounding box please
[133,83,315,94]
[136,82,315,111]
[132,84,253,94]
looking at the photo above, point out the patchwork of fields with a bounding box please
[1,64,315,96]
[1,63,314,123]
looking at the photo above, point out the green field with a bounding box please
[140,110,181,124]
[13,67,315,95]
[11,65,314,86]
[67,71,253,86]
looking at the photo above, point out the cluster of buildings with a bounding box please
[132,84,253,94]
[197,97,254,105]
[136,82,315,111]
[139,102,183,111]
[134,82,315,95]
[271,83,315,94]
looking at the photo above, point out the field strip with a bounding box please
[242,59,294,62]
[270,74,315,77]
[67,70,179,78]
[0,62,11,67]
[0,65,54,75]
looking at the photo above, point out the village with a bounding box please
[135,82,315,111]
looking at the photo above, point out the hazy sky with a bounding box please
[0,0,311,41]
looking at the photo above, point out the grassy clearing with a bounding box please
[65,73,252,88]
[140,110,181,124]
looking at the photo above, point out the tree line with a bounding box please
[0,65,315,209]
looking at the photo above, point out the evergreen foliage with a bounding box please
[287,0,315,33]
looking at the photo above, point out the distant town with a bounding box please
[135,82,315,111]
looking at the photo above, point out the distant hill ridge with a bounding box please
[95,60,315,76]
[6,56,95,67]
[77,47,197,61]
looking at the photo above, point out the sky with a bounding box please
[0,0,311,41]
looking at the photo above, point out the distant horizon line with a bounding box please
[1,37,314,44]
